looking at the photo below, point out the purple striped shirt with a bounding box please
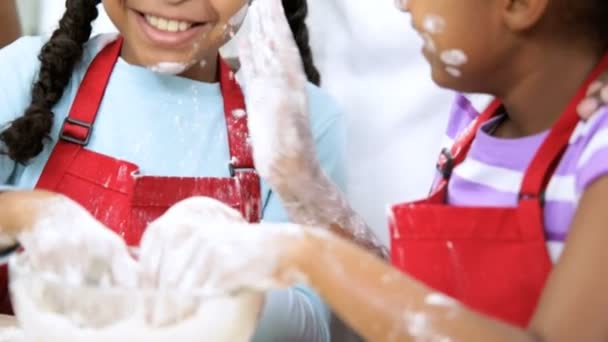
[434,94,608,261]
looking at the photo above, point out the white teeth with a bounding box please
[178,22,190,31]
[145,15,194,32]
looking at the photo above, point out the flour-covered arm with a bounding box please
[239,0,387,258]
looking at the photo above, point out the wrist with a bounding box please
[275,226,321,283]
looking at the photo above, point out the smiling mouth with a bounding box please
[138,12,206,33]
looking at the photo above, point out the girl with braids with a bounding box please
[0,0,382,340]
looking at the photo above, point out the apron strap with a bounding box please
[519,53,608,199]
[60,37,123,146]
[57,37,255,178]
[219,59,255,176]
[437,99,502,179]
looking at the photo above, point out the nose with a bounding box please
[394,0,409,12]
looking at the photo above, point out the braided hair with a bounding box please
[281,0,321,86]
[0,0,98,163]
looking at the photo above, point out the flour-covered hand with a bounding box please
[13,193,137,288]
[238,0,317,182]
[138,197,248,291]
[138,197,304,326]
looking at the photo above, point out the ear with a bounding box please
[501,0,550,31]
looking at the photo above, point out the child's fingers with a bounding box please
[577,98,600,121]
[250,0,268,44]
[601,85,608,104]
[579,80,608,120]
[265,0,293,42]
[248,2,273,72]
[586,81,603,96]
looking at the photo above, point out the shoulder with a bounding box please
[303,83,347,189]
[0,36,47,126]
[0,33,118,82]
[305,82,342,116]
[82,33,121,60]
[304,82,343,133]
[0,35,46,60]
[0,35,47,86]
[71,33,121,80]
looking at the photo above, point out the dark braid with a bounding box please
[281,0,321,86]
[0,0,98,163]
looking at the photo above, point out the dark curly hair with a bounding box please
[551,1,608,50]
[1,0,320,163]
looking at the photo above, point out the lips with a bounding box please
[134,10,211,48]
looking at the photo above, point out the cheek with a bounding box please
[213,0,249,23]
[423,22,473,79]
[102,0,127,30]
[203,0,249,46]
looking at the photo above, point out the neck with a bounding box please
[121,44,220,83]
[494,42,602,137]
[180,52,220,83]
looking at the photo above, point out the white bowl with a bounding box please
[9,252,264,342]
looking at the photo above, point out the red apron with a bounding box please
[390,56,608,326]
[1,38,261,313]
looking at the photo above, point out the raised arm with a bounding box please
[239,0,387,258]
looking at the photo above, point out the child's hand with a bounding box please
[141,198,308,291]
[138,197,248,291]
[238,0,317,183]
[578,72,608,120]
[1,191,137,287]
[138,197,300,326]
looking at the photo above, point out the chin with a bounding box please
[430,67,478,93]
[132,44,200,67]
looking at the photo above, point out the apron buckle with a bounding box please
[60,117,93,145]
[518,192,546,205]
[228,162,256,177]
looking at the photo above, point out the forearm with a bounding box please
[252,285,330,342]
[271,162,388,258]
[0,0,21,48]
[298,232,539,342]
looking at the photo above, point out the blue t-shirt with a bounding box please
[0,35,346,341]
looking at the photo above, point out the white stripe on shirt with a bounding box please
[454,159,577,202]
[546,241,564,264]
[570,113,603,143]
[577,128,608,167]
